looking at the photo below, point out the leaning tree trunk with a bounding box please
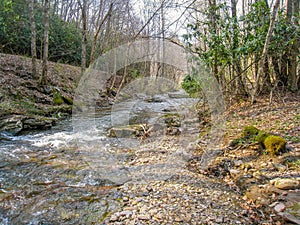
[89,3,113,64]
[252,0,280,103]
[40,0,50,85]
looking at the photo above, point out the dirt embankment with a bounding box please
[0,53,81,134]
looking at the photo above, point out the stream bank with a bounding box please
[0,53,81,135]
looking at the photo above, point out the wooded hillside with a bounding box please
[0,0,299,102]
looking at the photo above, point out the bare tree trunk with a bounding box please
[40,0,50,85]
[251,0,280,103]
[161,0,165,77]
[297,0,300,89]
[53,0,58,16]
[231,0,246,95]
[79,0,87,77]
[29,0,37,79]
[287,0,299,91]
[209,0,218,79]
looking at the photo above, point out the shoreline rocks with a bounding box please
[0,114,57,135]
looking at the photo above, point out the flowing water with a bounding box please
[0,91,199,224]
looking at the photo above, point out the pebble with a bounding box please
[215,217,224,223]
[109,214,119,222]
[103,138,251,224]
[174,216,183,222]
[137,214,151,220]
[234,160,243,167]
[119,210,132,217]
[229,169,240,177]
[274,202,286,212]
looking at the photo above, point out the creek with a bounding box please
[0,90,199,224]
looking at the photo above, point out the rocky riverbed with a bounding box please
[0,54,299,224]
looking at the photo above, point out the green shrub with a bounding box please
[181,74,202,97]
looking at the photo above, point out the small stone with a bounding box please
[253,171,262,179]
[274,178,300,190]
[142,191,149,196]
[234,160,243,167]
[229,169,240,177]
[175,217,183,222]
[154,213,163,220]
[184,213,192,222]
[137,214,151,220]
[146,186,153,192]
[119,210,132,217]
[273,164,286,172]
[274,202,285,212]
[123,206,135,211]
[269,202,280,207]
[149,208,158,215]
[123,196,129,202]
[110,214,119,222]
[215,217,224,223]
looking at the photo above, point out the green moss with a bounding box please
[255,131,270,145]
[53,91,63,105]
[162,113,181,127]
[230,125,260,147]
[243,126,259,139]
[263,135,286,155]
[229,137,246,146]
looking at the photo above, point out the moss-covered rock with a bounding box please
[230,126,287,156]
[263,135,286,155]
[243,126,259,139]
[230,125,260,147]
[162,113,181,127]
[107,124,149,138]
[53,91,64,105]
[256,131,270,144]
